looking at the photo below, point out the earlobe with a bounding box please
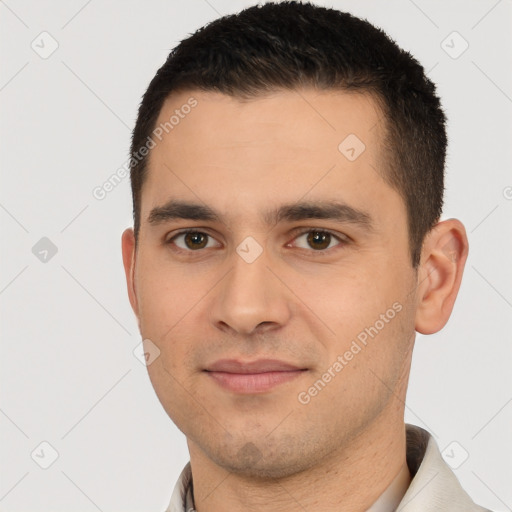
[415,219,469,335]
[121,228,140,321]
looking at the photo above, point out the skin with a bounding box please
[121,88,468,511]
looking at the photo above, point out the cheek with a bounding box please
[295,303,414,435]
[303,260,415,378]
[136,258,196,337]
[303,266,396,333]
[135,259,215,373]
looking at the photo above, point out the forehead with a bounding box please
[151,87,384,158]
[142,87,399,227]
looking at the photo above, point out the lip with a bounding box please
[204,359,307,393]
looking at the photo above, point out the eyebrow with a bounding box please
[147,199,373,230]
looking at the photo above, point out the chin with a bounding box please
[221,457,307,480]
[205,437,318,480]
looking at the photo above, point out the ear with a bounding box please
[121,228,140,327]
[415,219,469,334]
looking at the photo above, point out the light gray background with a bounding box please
[1,1,511,511]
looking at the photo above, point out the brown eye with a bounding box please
[169,231,220,251]
[289,229,346,253]
[306,231,332,250]
[184,232,208,249]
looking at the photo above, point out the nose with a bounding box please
[209,249,292,336]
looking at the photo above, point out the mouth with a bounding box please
[204,359,308,394]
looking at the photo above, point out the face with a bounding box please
[123,88,420,478]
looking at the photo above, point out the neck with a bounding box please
[188,412,410,512]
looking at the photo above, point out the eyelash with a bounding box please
[165,228,349,256]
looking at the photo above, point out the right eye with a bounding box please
[166,230,222,251]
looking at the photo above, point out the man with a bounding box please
[121,2,491,510]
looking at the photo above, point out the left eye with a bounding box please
[290,230,343,251]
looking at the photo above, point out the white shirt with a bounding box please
[165,424,491,512]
